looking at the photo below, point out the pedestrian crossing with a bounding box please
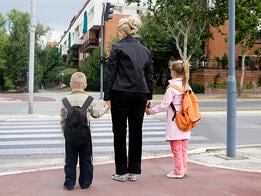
[0,117,210,174]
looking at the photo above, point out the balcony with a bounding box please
[70,37,82,50]
[79,38,99,53]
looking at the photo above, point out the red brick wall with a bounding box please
[205,20,261,69]
[205,21,229,66]
[191,69,261,87]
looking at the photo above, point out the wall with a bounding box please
[191,69,261,87]
[205,21,261,69]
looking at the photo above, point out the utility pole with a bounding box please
[227,0,237,157]
[28,0,35,114]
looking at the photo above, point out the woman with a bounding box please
[104,16,153,182]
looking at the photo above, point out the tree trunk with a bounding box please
[238,54,245,96]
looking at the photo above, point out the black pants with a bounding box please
[110,91,147,175]
[64,132,93,189]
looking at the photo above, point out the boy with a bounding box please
[60,72,109,190]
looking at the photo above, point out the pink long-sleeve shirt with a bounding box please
[149,78,191,141]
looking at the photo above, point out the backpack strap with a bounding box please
[167,84,186,121]
[81,96,94,111]
[62,97,72,110]
[167,84,185,94]
[62,96,94,111]
[170,102,177,121]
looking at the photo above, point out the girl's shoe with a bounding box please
[166,171,184,179]
[111,174,127,182]
[128,174,137,182]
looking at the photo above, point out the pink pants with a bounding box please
[170,139,188,175]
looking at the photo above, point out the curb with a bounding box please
[187,144,261,173]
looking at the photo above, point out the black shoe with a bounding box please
[63,185,74,190]
[80,185,90,189]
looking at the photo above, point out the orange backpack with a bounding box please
[168,84,201,131]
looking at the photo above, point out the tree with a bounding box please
[0,14,8,91]
[4,9,31,91]
[0,14,7,68]
[3,9,51,91]
[126,0,228,64]
[35,45,64,88]
[138,14,178,85]
[81,47,102,91]
[236,0,261,95]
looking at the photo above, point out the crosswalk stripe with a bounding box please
[0,144,172,155]
[0,136,208,147]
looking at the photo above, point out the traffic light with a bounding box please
[104,2,115,21]
[100,56,108,64]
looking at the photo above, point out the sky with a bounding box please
[0,0,87,42]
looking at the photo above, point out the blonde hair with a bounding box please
[70,72,87,89]
[169,60,190,90]
[117,16,142,36]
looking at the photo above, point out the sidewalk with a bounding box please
[0,153,260,196]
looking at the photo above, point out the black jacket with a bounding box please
[104,36,153,101]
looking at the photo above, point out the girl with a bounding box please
[146,60,191,179]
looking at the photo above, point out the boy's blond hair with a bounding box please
[70,72,87,89]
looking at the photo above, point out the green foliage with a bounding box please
[246,80,257,89]
[60,68,78,87]
[0,9,55,91]
[153,86,166,94]
[81,47,102,91]
[190,83,205,94]
[36,45,65,88]
[235,0,261,51]
[139,15,177,75]
[254,48,261,56]
[235,0,261,95]
[0,13,8,70]
[3,75,15,90]
[221,53,228,69]
[5,10,30,90]
[214,72,221,85]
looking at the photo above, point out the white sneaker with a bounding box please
[128,174,137,182]
[111,174,127,182]
[166,171,184,179]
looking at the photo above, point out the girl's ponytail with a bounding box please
[183,60,190,90]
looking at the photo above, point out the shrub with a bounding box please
[190,83,205,94]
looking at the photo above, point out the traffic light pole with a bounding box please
[100,3,105,99]
[100,2,114,99]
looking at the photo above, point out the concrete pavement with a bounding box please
[0,91,260,195]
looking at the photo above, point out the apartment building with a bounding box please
[58,0,146,66]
